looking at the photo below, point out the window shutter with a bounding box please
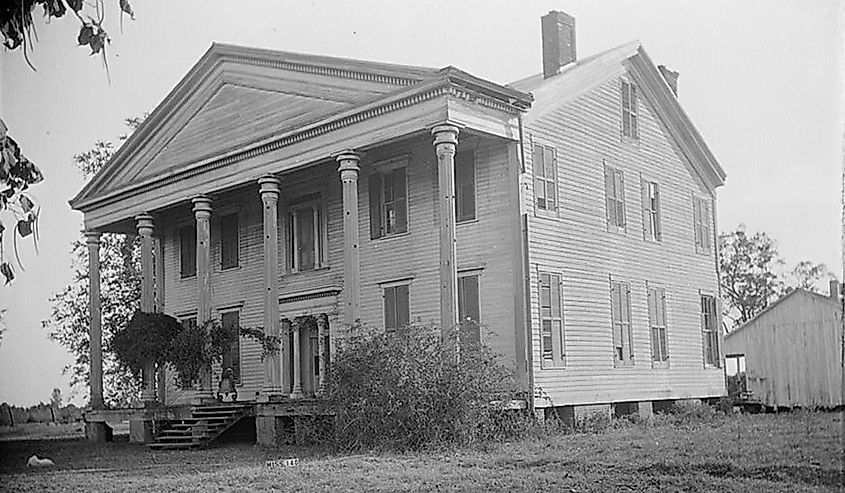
[693,198,702,250]
[630,85,638,137]
[384,287,396,329]
[394,168,408,233]
[545,147,556,210]
[624,285,633,360]
[604,165,616,226]
[610,283,621,350]
[653,183,662,240]
[701,199,711,253]
[397,284,410,329]
[641,178,652,240]
[616,171,626,227]
[369,174,382,239]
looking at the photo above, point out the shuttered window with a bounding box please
[455,151,476,222]
[458,273,480,349]
[533,144,557,212]
[621,80,639,139]
[369,167,408,239]
[700,294,720,367]
[221,311,241,383]
[540,272,565,367]
[220,213,239,269]
[179,225,196,278]
[178,317,198,389]
[641,179,661,241]
[287,199,326,272]
[604,164,626,230]
[610,280,633,366]
[693,196,712,254]
[648,286,669,364]
[384,284,410,332]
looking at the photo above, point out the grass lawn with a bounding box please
[0,411,842,492]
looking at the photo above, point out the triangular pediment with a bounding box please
[73,43,439,207]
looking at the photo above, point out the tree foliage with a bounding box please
[0,119,44,284]
[719,226,783,328]
[1,0,134,71]
[46,118,141,407]
[788,260,835,293]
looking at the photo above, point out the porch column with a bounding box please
[317,313,328,396]
[85,231,104,410]
[290,318,304,399]
[192,195,214,401]
[432,124,461,331]
[337,151,362,326]
[135,214,157,404]
[258,175,284,399]
[154,235,167,403]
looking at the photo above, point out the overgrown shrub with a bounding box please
[654,399,724,428]
[111,311,181,376]
[326,322,531,451]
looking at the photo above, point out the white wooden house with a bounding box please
[72,11,726,444]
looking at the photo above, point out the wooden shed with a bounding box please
[724,281,844,409]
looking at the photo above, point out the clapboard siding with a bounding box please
[161,133,521,404]
[525,73,724,407]
[724,291,844,408]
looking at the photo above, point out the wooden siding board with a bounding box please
[525,75,724,407]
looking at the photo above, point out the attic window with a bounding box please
[621,80,639,139]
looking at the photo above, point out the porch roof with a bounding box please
[70,43,532,231]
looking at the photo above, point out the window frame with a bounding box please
[369,157,409,239]
[382,280,411,332]
[641,177,662,242]
[219,212,240,270]
[610,279,634,367]
[455,150,477,223]
[533,143,558,214]
[621,79,639,140]
[539,270,566,368]
[179,225,196,279]
[693,195,712,254]
[285,194,328,273]
[700,293,720,368]
[604,162,626,232]
[219,309,242,384]
[647,284,669,367]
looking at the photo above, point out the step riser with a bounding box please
[149,406,253,450]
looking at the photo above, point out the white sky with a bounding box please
[0,1,842,406]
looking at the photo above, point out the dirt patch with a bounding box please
[641,461,845,488]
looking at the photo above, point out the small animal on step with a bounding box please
[27,455,55,467]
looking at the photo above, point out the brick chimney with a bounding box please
[829,280,841,301]
[658,65,679,96]
[542,11,576,79]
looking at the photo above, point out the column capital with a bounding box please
[337,151,361,181]
[84,230,102,245]
[335,150,361,166]
[135,214,155,235]
[192,195,213,217]
[431,123,461,147]
[258,175,282,197]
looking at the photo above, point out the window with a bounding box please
[693,196,711,254]
[533,144,557,212]
[220,213,239,269]
[540,272,565,366]
[641,179,661,241]
[648,286,668,364]
[610,280,633,365]
[458,273,480,348]
[287,196,327,272]
[369,166,407,239]
[621,80,639,139]
[604,164,626,230]
[701,294,720,367]
[179,225,196,278]
[455,151,476,222]
[178,317,197,389]
[383,284,410,331]
[220,311,241,382]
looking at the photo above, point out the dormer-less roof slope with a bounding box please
[510,41,726,190]
[70,43,531,214]
[725,288,843,341]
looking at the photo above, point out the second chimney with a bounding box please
[542,11,576,79]
[658,65,679,96]
[830,280,841,301]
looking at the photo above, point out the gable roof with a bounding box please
[70,43,531,213]
[509,41,727,190]
[725,288,843,341]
